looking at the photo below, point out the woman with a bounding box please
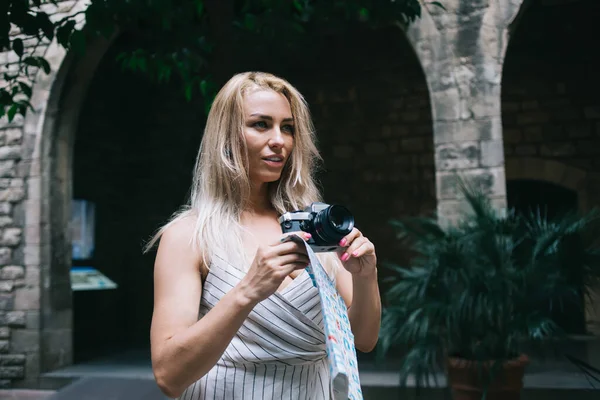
[147,72,381,399]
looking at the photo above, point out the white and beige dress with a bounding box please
[177,254,331,400]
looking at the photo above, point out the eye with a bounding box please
[252,121,268,129]
[282,124,295,135]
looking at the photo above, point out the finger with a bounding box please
[276,253,310,268]
[272,240,309,257]
[275,231,312,246]
[340,236,369,260]
[347,240,374,259]
[339,228,362,247]
[284,262,311,273]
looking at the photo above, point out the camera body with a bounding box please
[279,202,355,253]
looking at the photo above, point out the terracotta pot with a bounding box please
[446,354,529,400]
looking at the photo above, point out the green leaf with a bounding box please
[22,56,40,68]
[184,83,193,101]
[18,81,32,97]
[195,1,204,17]
[12,39,24,58]
[56,20,76,48]
[38,57,51,74]
[429,1,447,11]
[7,103,18,122]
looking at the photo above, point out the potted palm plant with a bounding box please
[378,180,600,400]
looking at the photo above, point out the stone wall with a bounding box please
[0,0,88,387]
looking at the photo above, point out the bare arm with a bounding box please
[336,265,381,353]
[335,228,381,353]
[150,220,310,398]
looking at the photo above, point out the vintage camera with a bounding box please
[279,202,355,252]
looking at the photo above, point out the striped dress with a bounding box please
[177,254,331,400]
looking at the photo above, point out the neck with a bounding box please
[245,182,273,215]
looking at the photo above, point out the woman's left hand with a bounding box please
[337,228,377,278]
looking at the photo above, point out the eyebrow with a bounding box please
[250,113,294,122]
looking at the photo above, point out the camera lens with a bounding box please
[313,205,354,244]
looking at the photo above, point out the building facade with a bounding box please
[0,0,598,389]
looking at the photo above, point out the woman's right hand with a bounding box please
[238,232,311,304]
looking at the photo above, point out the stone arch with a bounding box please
[504,157,589,211]
[21,6,116,373]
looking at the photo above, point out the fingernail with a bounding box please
[339,238,347,246]
[341,253,349,262]
[352,251,358,257]
[304,233,312,239]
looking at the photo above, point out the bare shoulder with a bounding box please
[151,214,204,346]
[155,214,204,275]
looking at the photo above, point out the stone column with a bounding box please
[403,0,525,223]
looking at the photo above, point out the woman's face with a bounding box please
[242,88,295,186]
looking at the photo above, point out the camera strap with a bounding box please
[283,234,363,400]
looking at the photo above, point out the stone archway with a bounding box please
[21,25,115,380]
[505,157,589,211]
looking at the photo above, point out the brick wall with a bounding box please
[502,0,600,178]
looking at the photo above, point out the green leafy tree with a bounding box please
[0,0,445,122]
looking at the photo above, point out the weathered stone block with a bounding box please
[431,88,461,121]
[0,204,10,216]
[1,266,24,280]
[436,142,479,170]
[0,282,13,293]
[0,228,21,247]
[0,354,25,366]
[436,167,506,200]
[480,140,504,167]
[0,295,13,311]
[0,187,25,203]
[0,366,23,379]
[0,249,11,266]
[14,287,39,311]
[6,311,26,327]
[4,129,22,145]
[0,341,8,353]
[9,329,38,353]
[0,217,12,228]
[0,328,9,339]
[434,117,502,144]
[0,161,16,178]
[0,146,21,161]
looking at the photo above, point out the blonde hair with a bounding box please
[145,71,339,276]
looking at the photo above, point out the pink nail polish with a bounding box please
[352,251,358,257]
[341,253,349,262]
[305,232,312,239]
[339,238,347,246]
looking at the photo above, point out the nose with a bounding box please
[268,126,285,148]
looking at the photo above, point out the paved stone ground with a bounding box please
[0,390,54,400]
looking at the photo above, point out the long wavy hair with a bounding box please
[145,71,339,276]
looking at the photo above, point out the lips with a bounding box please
[262,155,284,162]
